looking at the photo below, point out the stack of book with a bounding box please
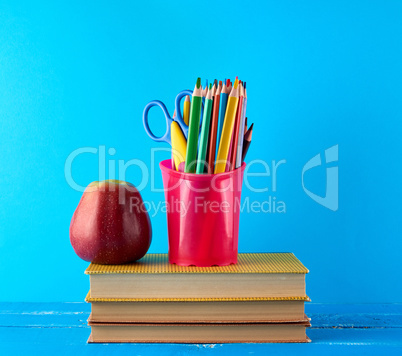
[85,253,310,343]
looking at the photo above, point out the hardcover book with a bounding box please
[85,253,309,299]
[86,292,310,323]
[87,319,311,343]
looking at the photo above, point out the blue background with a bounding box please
[0,0,401,303]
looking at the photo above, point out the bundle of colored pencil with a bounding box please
[171,77,253,174]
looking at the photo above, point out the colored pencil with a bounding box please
[244,116,248,135]
[244,123,247,135]
[230,82,244,170]
[226,81,241,172]
[171,110,177,169]
[196,84,213,174]
[205,81,217,169]
[171,121,187,170]
[226,79,240,171]
[178,161,185,172]
[215,78,240,174]
[225,131,234,172]
[236,82,247,168]
[216,79,230,156]
[207,80,222,173]
[227,81,232,93]
[183,95,191,126]
[202,79,208,97]
[185,78,203,173]
[242,123,253,162]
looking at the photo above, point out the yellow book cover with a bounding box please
[85,253,309,275]
[85,253,309,300]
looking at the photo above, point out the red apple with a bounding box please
[70,180,152,264]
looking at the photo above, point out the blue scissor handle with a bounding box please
[143,100,173,145]
[143,89,204,146]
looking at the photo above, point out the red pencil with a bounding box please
[227,81,232,94]
[226,131,234,172]
[207,80,222,173]
[229,82,244,170]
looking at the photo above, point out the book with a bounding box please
[87,319,311,343]
[85,253,309,299]
[86,292,309,323]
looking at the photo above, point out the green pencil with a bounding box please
[185,78,203,173]
[196,83,213,174]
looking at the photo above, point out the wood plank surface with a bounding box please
[0,303,401,355]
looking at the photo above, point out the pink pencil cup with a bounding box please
[160,159,246,267]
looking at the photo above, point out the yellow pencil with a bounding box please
[171,121,187,170]
[214,78,240,174]
[183,95,190,126]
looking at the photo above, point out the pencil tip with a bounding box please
[226,79,230,86]
[243,82,247,89]
[196,77,201,88]
[209,83,212,89]
[214,79,218,86]
[219,80,222,86]
[249,124,254,139]
[234,77,239,89]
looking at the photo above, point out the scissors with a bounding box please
[143,90,203,145]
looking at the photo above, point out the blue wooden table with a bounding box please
[1,303,401,355]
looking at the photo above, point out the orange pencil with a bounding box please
[229,82,244,170]
[207,80,222,173]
